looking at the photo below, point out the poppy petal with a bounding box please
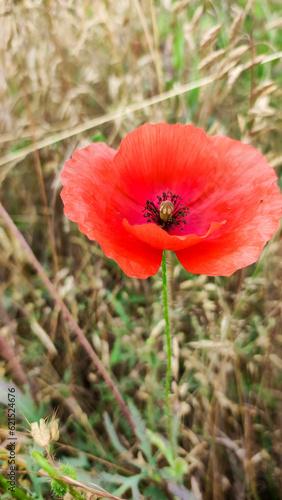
[176,136,282,275]
[112,123,219,207]
[123,219,226,251]
[61,143,162,279]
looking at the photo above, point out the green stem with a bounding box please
[161,250,174,457]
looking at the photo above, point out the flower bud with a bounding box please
[49,417,60,442]
[30,419,50,448]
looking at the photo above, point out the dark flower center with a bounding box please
[143,191,189,231]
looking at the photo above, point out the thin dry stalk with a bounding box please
[1,49,281,170]
[16,468,125,500]
[148,0,164,95]
[54,442,133,475]
[133,0,157,96]
[0,74,213,167]
[208,381,224,500]
[0,202,136,433]
[249,0,256,128]
[234,358,258,499]
[24,88,59,275]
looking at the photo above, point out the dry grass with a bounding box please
[0,1,282,499]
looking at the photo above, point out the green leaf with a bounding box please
[128,402,155,465]
[146,429,173,466]
[92,131,107,143]
[106,291,130,327]
[103,413,127,454]
[114,475,143,498]
[0,474,33,500]
[162,457,189,482]
[143,484,168,500]
[59,464,77,480]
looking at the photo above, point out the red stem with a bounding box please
[0,202,136,432]
[0,333,28,386]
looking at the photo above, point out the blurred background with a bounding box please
[0,1,282,499]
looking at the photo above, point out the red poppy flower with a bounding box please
[61,123,282,279]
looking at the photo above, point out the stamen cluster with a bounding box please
[143,191,189,231]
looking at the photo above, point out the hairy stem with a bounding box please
[162,250,174,456]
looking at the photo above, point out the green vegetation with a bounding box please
[0,1,281,499]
